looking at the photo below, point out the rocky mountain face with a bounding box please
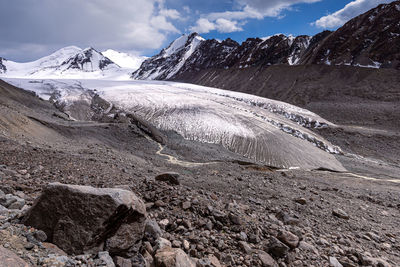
[132,33,204,80]
[132,1,400,80]
[302,1,400,68]
[58,47,116,72]
[0,57,6,73]
[132,33,314,80]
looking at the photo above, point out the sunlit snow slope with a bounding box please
[6,78,344,171]
[102,49,147,70]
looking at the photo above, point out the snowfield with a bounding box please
[4,78,344,171]
[101,49,148,70]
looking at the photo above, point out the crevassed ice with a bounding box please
[5,78,345,171]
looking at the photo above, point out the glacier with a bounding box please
[5,78,345,171]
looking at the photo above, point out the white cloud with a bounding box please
[190,0,321,33]
[190,18,216,33]
[215,19,243,33]
[190,18,243,34]
[151,16,180,33]
[313,0,393,28]
[159,9,181,20]
[0,0,182,61]
[206,0,322,21]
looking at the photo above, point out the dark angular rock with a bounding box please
[23,183,147,257]
[294,198,307,205]
[229,213,243,225]
[155,173,180,185]
[267,237,289,258]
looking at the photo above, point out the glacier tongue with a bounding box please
[5,78,345,171]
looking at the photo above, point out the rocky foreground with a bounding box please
[1,157,399,267]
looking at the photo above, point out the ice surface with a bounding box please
[5,78,345,171]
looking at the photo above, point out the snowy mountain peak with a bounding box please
[23,46,83,71]
[132,32,206,80]
[162,32,205,58]
[60,47,117,72]
[101,49,148,70]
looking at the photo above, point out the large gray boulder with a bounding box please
[23,183,147,257]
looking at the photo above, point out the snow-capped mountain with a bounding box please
[133,1,400,81]
[59,47,117,72]
[132,33,316,80]
[102,49,148,70]
[0,47,134,79]
[132,33,204,80]
[1,46,81,77]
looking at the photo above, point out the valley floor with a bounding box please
[0,79,399,266]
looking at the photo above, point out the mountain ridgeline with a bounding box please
[132,1,400,80]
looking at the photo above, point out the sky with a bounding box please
[0,0,394,62]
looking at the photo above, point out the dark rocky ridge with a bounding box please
[181,34,312,72]
[133,1,400,81]
[0,57,6,73]
[61,47,116,71]
[302,1,400,68]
